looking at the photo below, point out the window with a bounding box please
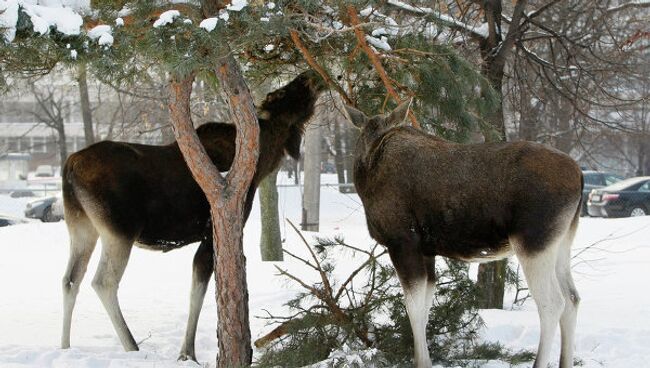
[8,138,19,152]
[32,137,46,153]
[19,137,30,152]
[605,175,623,186]
[583,173,602,186]
[638,182,650,193]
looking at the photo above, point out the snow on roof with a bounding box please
[0,122,86,138]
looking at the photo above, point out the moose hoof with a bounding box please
[178,352,198,363]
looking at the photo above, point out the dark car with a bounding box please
[0,214,28,227]
[587,176,650,217]
[24,196,64,222]
[581,171,624,216]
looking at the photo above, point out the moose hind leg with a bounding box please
[179,238,214,362]
[557,228,580,368]
[514,239,565,368]
[61,216,98,349]
[92,233,138,351]
[388,243,432,368]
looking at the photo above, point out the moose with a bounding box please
[60,71,326,361]
[344,100,582,368]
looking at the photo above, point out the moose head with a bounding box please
[343,99,413,162]
[258,70,328,160]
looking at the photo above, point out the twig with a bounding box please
[289,29,354,105]
[346,5,420,128]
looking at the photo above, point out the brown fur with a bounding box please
[60,71,326,358]
[63,71,325,250]
[345,101,583,368]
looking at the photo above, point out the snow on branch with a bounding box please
[386,0,488,39]
[605,1,650,14]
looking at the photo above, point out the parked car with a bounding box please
[587,176,650,218]
[581,170,624,216]
[0,214,28,227]
[9,190,36,198]
[321,162,336,174]
[24,195,64,222]
[34,165,54,177]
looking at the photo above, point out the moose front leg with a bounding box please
[388,240,433,368]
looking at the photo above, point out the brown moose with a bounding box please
[60,71,326,361]
[344,100,582,368]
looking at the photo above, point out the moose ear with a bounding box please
[386,98,413,127]
[343,105,368,128]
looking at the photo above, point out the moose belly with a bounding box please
[135,216,208,252]
[441,241,513,263]
[424,231,512,263]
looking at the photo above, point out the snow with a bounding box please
[87,24,112,46]
[366,35,391,51]
[360,6,374,17]
[0,1,84,41]
[266,2,275,10]
[226,0,248,12]
[387,0,489,39]
[199,17,219,32]
[0,0,19,41]
[114,17,124,27]
[1,173,650,367]
[152,10,180,28]
[97,32,113,46]
[87,24,109,39]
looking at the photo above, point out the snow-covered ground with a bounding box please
[0,173,649,367]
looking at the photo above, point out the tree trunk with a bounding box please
[212,54,258,368]
[168,50,259,367]
[476,0,529,310]
[333,119,347,192]
[302,121,321,231]
[259,167,283,261]
[78,63,95,147]
[212,202,252,366]
[57,125,68,167]
[343,124,358,193]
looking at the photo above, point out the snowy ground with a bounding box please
[0,173,649,367]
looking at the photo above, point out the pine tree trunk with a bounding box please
[168,49,259,367]
[259,167,283,261]
[212,203,252,366]
[78,63,95,147]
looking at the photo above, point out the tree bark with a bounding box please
[259,167,283,261]
[343,125,358,193]
[78,63,95,147]
[476,0,529,310]
[302,121,321,231]
[333,119,346,192]
[168,50,259,367]
[56,126,68,167]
